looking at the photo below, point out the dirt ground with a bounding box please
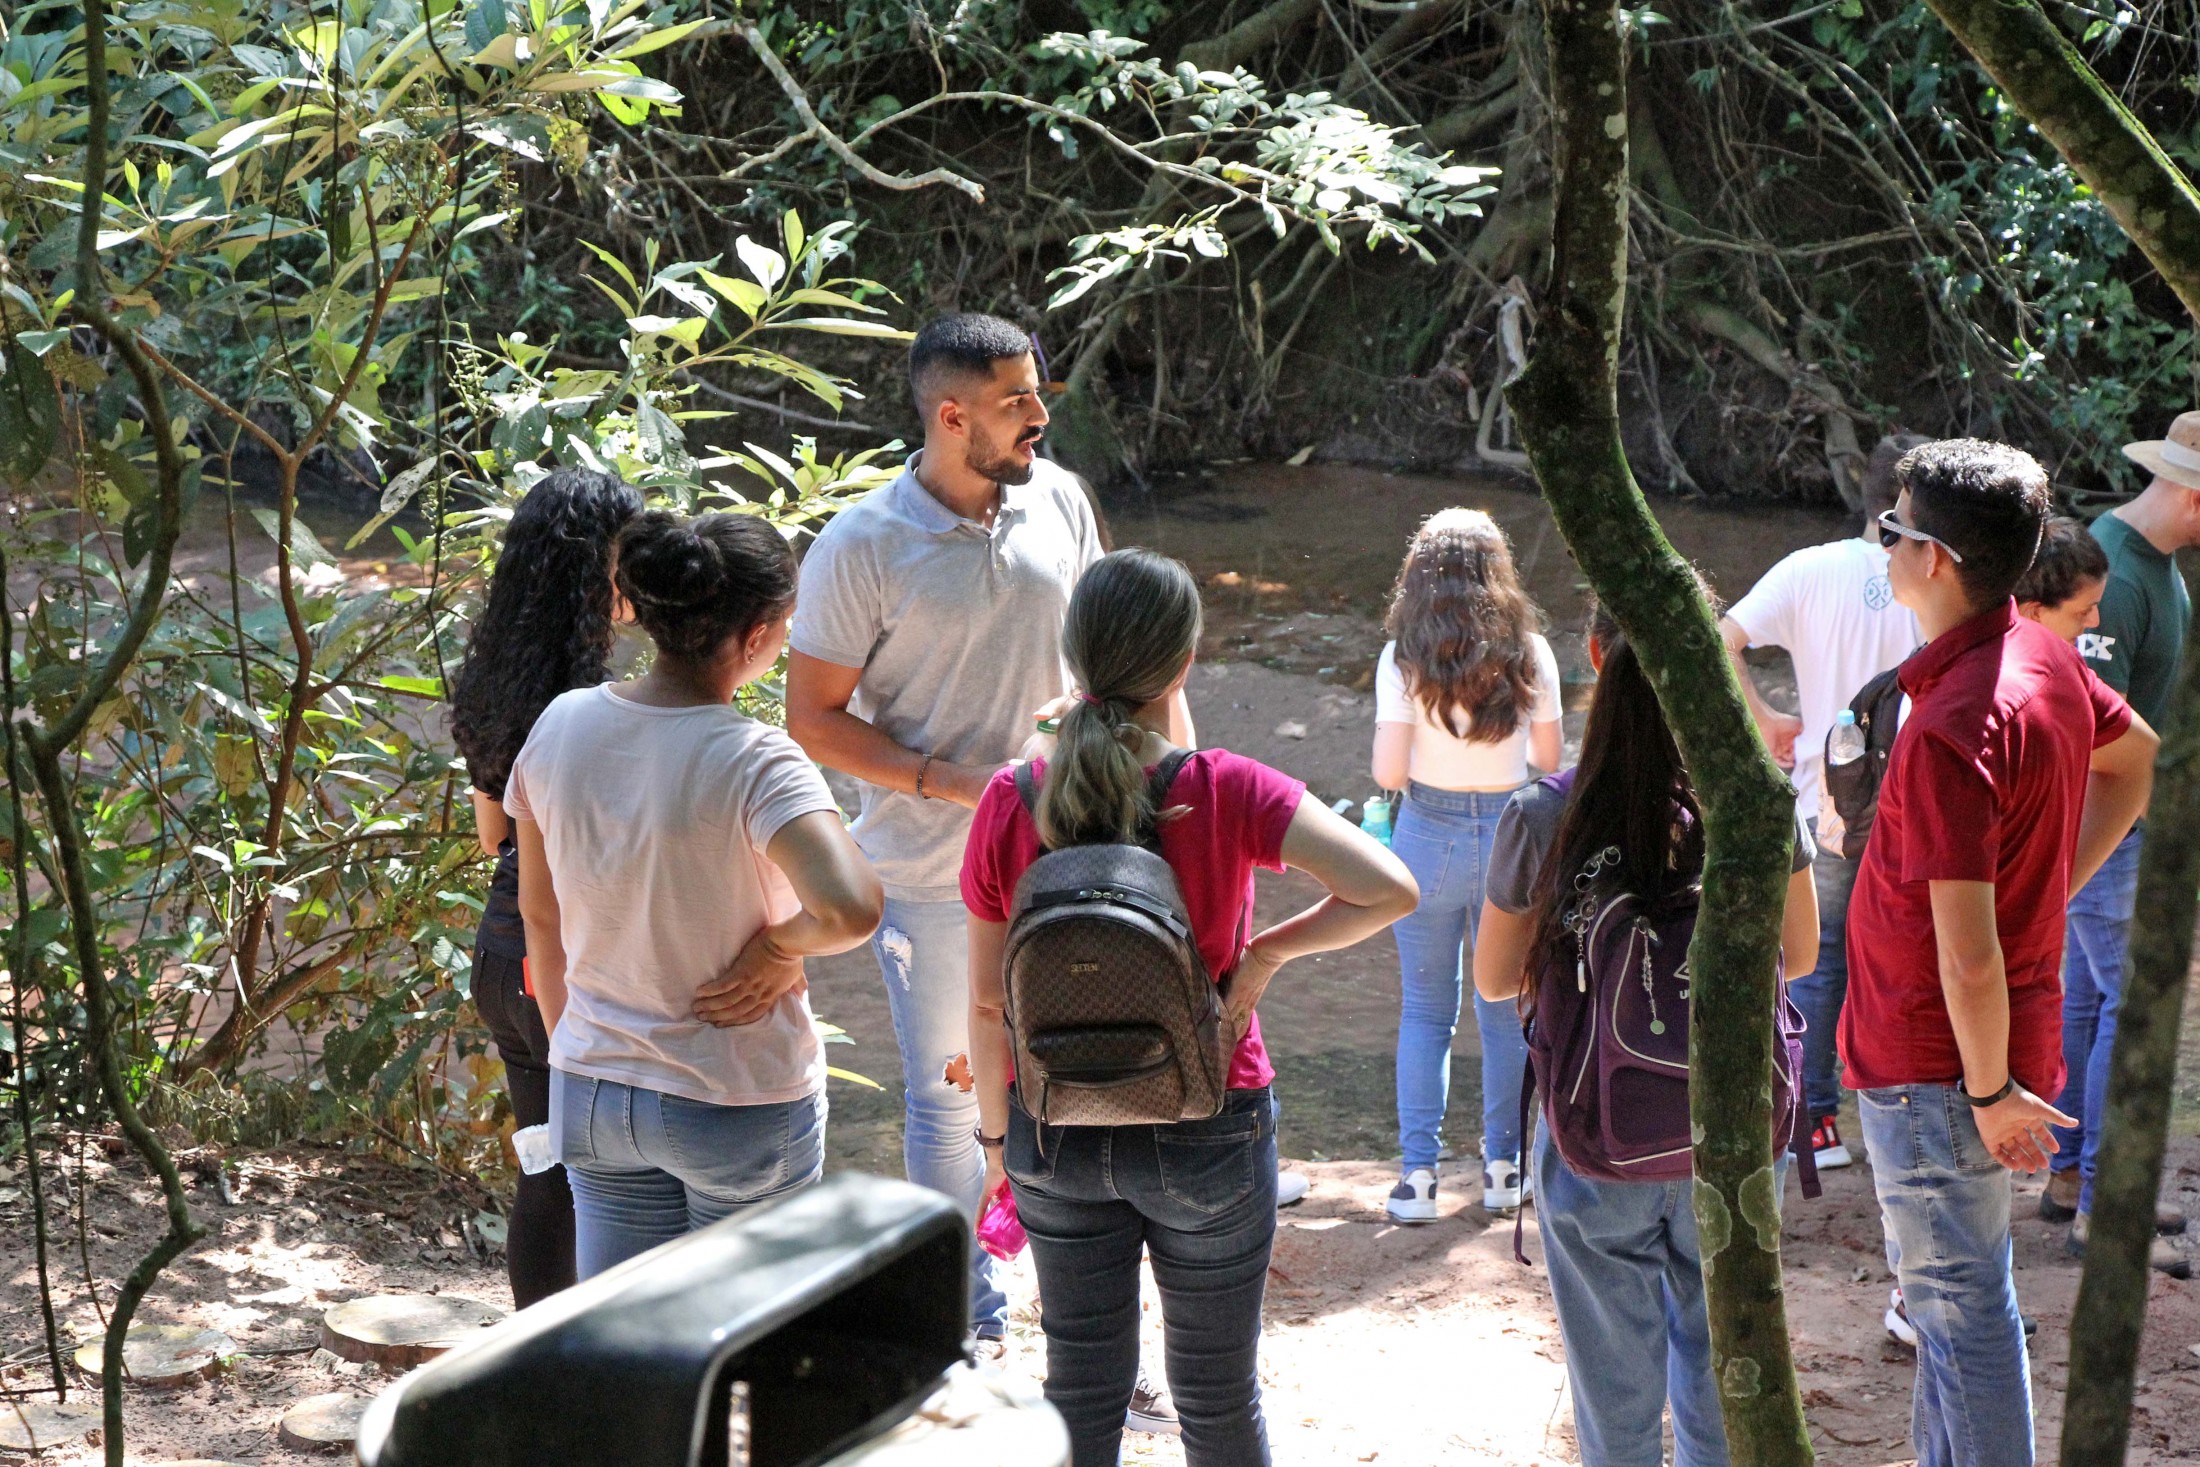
[8,466,2200,1463]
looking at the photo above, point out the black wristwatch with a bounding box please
[1962,1077,2016,1108]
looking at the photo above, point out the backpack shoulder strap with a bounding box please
[1138,749,1198,848]
[1014,760,1042,817]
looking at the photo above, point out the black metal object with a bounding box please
[356,1174,968,1467]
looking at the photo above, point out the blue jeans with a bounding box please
[1007,1087,1277,1467]
[1858,1085,2033,1467]
[873,896,1008,1336]
[1533,1131,1729,1467]
[2051,827,2141,1213]
[1796,817,1856,1120]
[551,1071,825,1280]
[1388,784,1518,1172]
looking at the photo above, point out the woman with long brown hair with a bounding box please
[1371,507,1562,1221]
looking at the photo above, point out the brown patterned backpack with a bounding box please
[1003,749,1234,1126]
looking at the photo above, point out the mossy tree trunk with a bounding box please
[1917,5,2200,1462]
[1504,1,1812,1462]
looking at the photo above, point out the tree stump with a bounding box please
[277,1393,369,1452]
[320,1294,505,1369]
[0,1401,102,1452]
[72,1324,237,1387]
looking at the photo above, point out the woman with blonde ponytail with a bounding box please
[962,549,1417,1467]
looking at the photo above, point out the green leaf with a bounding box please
[0,343,60,485]
[760,318,914,339]
[250,507,336,568]
[378,674,445,698]
[606,17,709,58]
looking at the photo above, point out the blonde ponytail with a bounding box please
[1035,551,1203,849]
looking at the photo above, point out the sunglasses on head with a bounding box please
[1876,509,1965,563]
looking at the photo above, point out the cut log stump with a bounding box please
[71,1324,237,1387]
[278,1393,369,1452]
[320,1294,504,1369]
[0,1401,102,1452]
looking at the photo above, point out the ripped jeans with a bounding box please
[874,895,1007,1336]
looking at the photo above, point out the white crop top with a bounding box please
[1375,636,1562,790]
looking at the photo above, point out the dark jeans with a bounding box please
[1798,818,1856,1119]
[471,946,576,1308]
[1007,1087,1278,1467]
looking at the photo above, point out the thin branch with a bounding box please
[736,23,986,202]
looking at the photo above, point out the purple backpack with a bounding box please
[1515,772,1817,1258]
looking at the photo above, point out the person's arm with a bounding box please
[1371,722,1413,790]
[1167,686,1197,749]
[1780,863,1818,981]
[514,816,568,1034]
[785,650,1002,809]
[1472,901,1536,1003]
[1718,615,1801,769]
[1219,794,1419,1035]
[968,915,1013,1205]
[471,789,508,859]
[1527,718,1562,775]
[2070,715,2156,892]
[1929,879,2075,1171]
[693,811,886,1027]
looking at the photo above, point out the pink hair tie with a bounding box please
[1078,691,1107,708]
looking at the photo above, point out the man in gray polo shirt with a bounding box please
[785,314,1104,1342]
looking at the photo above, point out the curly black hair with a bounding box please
[449,468,645,798]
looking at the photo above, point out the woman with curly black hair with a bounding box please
[449,466,643,1307]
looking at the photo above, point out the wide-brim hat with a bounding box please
[2122,410,2200,491]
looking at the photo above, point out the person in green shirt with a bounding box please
[2049,411,2200,1262]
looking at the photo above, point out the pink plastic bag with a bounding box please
[976,1187,1027,1261]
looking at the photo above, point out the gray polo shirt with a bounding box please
[790,454,1104,899]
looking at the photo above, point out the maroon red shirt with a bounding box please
[961,749,1305,1089]
[1840,600,2133,1096]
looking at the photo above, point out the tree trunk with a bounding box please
[1505,1,1813,1463]
[1916,5,2200,1461]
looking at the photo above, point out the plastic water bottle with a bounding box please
[1818,709,1866,854]
[1359,794,1394,847]
[1827,708,1866,768]
[512,1124,557,1176]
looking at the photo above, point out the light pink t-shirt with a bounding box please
[504,685,840,1106]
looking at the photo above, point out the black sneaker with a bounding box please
[1127,1369,1181,1436]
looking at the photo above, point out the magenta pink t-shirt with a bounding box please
[960,749,1306,1090]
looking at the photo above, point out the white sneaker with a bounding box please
[1484,1157,1525,1212]
[1884,1287,1917,1348]
[1276,1168,1310,1209]
[1386,1167,1439,1223]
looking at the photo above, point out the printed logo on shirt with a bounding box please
[1863,575,1894,611]
[2078,631,2116,664]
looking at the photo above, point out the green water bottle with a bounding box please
[1359,794,1394,847]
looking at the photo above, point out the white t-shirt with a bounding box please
[1375,635,1563,790]
[503,686,841,1106]
[1727,536,1921,823]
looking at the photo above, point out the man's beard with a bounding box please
[966,424,1041,485]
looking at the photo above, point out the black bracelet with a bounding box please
[1962,1076,2016,1108]
[973,1126,1004,1150]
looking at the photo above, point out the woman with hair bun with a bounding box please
[505,510,884,1276]
[450,467,643,1306]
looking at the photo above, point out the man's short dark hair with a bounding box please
[1862,431,1932,520]
[2012,515,2109,608]
[909,313,1032,416]
[1897,438,2052,608]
